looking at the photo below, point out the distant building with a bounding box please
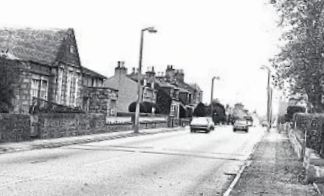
[82,67,118,116]
[155,65,203,118]
[104,61,157,113]
[188,83,203,106]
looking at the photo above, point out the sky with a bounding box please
[0,0,282,115]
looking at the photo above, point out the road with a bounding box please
[0,125,265,196]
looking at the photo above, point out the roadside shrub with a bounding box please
[128,102,147,113]
[294,113,324,158]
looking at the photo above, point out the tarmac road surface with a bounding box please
[0,125,265,196]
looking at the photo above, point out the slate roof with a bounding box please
[189,83,203,92]
[82,66,107,79]
[155,78,177,88]
[0,27,72,65]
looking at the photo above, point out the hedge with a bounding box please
[293,113,324,158]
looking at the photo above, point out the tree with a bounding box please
[193,102,207,117]
[270,0,324,112]
[207,100,226,124]
[156,89,172,115]
[0,58,18,113]
[179,105,187,118]
[232,102,246,121]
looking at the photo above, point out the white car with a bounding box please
[190,117,215,133]
[233,119,249,132]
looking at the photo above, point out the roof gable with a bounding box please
[104,73,137,88]
[0,28,80,66]
[82,66,107,79]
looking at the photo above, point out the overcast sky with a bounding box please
[0,0,281,115]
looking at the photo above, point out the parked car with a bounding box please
[233,119,249,132]
[190,117,215,133]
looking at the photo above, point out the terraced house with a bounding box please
[104,61,157,114]
[0,28,117,116]
[155,65,203,118]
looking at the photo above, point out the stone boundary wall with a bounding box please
[106,121,167,132]
[303,147,324,183]
[288,127,305,161]
[0,113,31,142]
[36,113,168,139]
[0,113,169,142]
[36,113,106,139]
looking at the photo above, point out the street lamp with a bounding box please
[260,65,272,131]
[210,76,220,118]
[134,27,157,133]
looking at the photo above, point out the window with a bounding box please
[31,79,40,99]
[31,79,48,100]
[67,72,79,107]
[57,68,63,104]
[69,75,76,106]
[40,80,48,99]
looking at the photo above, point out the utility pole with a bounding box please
[134,27,157,133]
[261,65,271,131]
[210,76,220,118]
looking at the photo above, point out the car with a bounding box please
[190,117,215,133]
[261,121,269,127]
[233,119,249,132]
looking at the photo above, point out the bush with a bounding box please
[293,113,324,158]
[128,102,147,113]
[156,89,172,115]
[193,102,207,117]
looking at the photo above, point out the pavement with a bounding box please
[0,127,184,155]
[228,128,319,196]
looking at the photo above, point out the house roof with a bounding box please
[189,83,203,92]
[85,86,118,91]
[155,78,177,88]
[0,27,73,65]
[127,73,144,82]
[82,66,107,79]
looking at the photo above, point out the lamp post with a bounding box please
[260,65,271,131]
[134,27,157,133]
[210,76,220,118]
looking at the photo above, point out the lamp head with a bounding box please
[260,65,270,71]
[145,27,158,33]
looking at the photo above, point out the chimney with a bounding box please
[165,65,175,81]
[114,61,127,76]
[145,66,156,83]
[175,69,184,82]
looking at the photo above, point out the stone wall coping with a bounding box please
[305,148,324,166]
